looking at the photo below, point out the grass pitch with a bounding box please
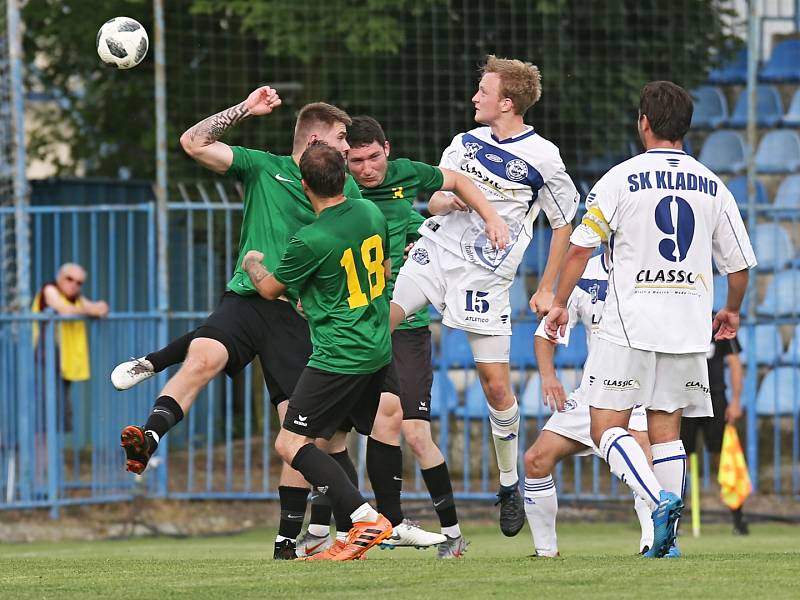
[1,520,798,599]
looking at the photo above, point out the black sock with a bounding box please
[329,450,358,533]
[422,461,459,528]
[366,437,404,526]
[291,444,366,523]
[277,486,309,541]
[145,330,195,372]
[309,492,333,529]
[143,396,184,449]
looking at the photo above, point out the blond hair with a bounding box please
[481,55,542,115]
[293,102,352,151]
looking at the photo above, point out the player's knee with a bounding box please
[274,431,299,464]
[524,445,553,479]
[182,342,226,379]
[403,421,433,456]
[483,378,512,408]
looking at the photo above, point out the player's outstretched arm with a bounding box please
[713,269,748,340]
[530,223,573,317]
[436,169,509,249]
[534,335,566,411]
[544,244,593,339]
[241,250,287,301]
[180,86,282,174]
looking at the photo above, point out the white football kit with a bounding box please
[570,149,757,416]
[534,254,646,454]
[394,126,579,352]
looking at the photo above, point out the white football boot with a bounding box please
[111,357,155,390]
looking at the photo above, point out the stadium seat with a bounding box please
[757,269,800,316]
[760,39,800,83]
[454,378,489,420]
[755,130,800,174]
[522,226,553,276]
[520,373,546,420]
[553,323,588,368]
[751,223,794,270]
[510,320,538,368]
[698,130,747,174]
[725,175,767,205]
[439,326,473,368]
[708,47,748,85]
[509,277,530,316]
[773,175,800,213]
[690,86,728,129]
[713,273,750,314]
[737,323,784,366]
[728,85,784,128]
[755,367,800,415]
[782,88,800,127]
[430,371,458,419]
[780,324,800,365]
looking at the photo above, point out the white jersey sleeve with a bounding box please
[570,173,619,248]
[539,164,579,229]
[712,189,758,274]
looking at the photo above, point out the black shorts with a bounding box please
[391,327,434,422]
[283,366,388,439]
[193,291,312,407]
[680,392,727,454]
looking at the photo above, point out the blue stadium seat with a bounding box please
[430,371,458,419]
[454,378,489,420]
[439,326,473,368]
[553,323,588,368]
[690,86,728,129]
[698,130,747,174]
[713,273,750,314]
[725,175,767,205]
[755,130,800,174]
[751,223,794,270]
[755,367,800,415]
[760,39,800,83]
[522,226,553,276]
[737,324,784,366]
[773,175,800,213]
[757,270,800,316]
[780,325,800,365]
[783,88,800,127]
[708,48,748,85]
[509,277,530,317]
[728,85,784,128]
[520,373,546,420]
[510,320,538,368]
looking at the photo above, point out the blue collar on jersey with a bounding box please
[490,126,537,144]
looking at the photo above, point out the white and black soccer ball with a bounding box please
[96,17,148,69]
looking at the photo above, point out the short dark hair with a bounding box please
[639,81,694,142]
[347,116,387,148]
[293,102,351,151]
[299,142,346,198]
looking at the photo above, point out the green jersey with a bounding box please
[358,158,443,330]
[273,199,392,374]
[224,146,363,297]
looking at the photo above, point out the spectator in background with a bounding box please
[681,335,749,535]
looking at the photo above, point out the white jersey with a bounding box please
[419,126,579,280]
[534,253,609,349]
[571,149,757,353]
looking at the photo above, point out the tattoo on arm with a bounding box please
[243,258,271,284]
[188,102,250,144]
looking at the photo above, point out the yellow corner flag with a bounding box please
[718,424,752,510]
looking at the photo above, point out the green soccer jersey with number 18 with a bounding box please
[358,158,443,330]
[224,146,363,298]
[273,198,392,374]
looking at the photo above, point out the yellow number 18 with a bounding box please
[340,234,386,309]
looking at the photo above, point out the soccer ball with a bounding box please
[96,17,149,69]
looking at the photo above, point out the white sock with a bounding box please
[524,476,559,556]
[442,524,461,538]
[308,524,329,537]
[488,399,520,487]
[599,427,663,511]
[350,502,379,524]
[336,531,347,543]
[634,493,654,552]
[651,440,687,498]
[275,535,292,543]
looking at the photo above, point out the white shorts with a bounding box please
[580,337,713,418]
[543,389,648,456]
[393,237,513,336]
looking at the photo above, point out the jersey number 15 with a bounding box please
[340,234,386,309]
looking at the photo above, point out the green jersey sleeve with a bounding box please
[225,146,260,182]
[273,236,323,292]
[410,161,444,192]
[406,210,426,244]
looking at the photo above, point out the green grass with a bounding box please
[1,521,798,599]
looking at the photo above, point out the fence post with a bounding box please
[43,316,59,519]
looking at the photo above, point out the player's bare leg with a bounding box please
[120,337,227,474]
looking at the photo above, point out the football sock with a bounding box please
[329,449,359,534]
[335,531,347,543]
[421,461,459,532]
[651,440,687,499]
[291,444,366,526]
[277,486,309,542]
[350,502,380,524]
[523,476,559,556]
[366,437,404,526]
[145,330,195,372]
[143,396,184,451]
[488,399,520,488]
[599,427,662,511]
[308,489,333,536]
[634,493,655,552]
